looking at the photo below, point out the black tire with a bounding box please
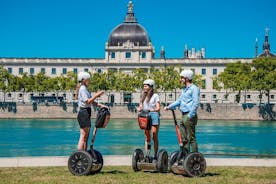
[169,151,179,172]
[68,150,93,176]
[183,152,206,177]
[90,149,104,174]
[156,149,168,173]
[132,149,144,172]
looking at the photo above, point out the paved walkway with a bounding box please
[0,156,276,167]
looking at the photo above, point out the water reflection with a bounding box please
[0,119,275,157]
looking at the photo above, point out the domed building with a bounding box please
[105,1,154,62]
[0,1,275,106]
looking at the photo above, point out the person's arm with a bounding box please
[150,94,160,112]
[86,91,104,105]
[188,87,200,119]
[164,92,183,110]
[137,102,143,112]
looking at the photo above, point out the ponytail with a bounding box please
[75,82,81,100]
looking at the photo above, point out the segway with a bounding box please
[169,110,206,177]
[132,111,168,172]
[68,107,111,176]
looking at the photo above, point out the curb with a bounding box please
[0,156,276,167]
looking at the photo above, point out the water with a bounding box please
[0,119,275,157]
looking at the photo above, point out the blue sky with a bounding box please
[0,0,275,58]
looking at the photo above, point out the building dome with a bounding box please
[107,1,150,47]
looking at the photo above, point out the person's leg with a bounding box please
[184,115,198,152]
[180,114,189,153]
[189,115,198,152]
[77,127,90,150]
[152,125,159,158]
[144,130,151,156]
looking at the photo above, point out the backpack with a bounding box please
[95,107,111,128]
[137,110,152,130]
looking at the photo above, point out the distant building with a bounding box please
[257,28,276,58]
[0,1,275,104]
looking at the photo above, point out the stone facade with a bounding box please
[0,103,275,120]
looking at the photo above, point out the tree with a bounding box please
[215,61,252,103]
[0,66,10,102]
[251,57,276,104]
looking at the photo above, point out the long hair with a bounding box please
[74,82,82,100]
[141,87,154,104]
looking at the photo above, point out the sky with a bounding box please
[0,0,275,59]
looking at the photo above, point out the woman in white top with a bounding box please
[137,79,161,160]
[75,72,107,150]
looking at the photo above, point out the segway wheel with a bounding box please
[169,151,179,173]
[183,152,206,177]
[156,149,168,173]
[68,150,93,176]
[132,149,144,172]
[90,149,104,174]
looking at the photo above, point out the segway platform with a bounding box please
[132,148,168,172]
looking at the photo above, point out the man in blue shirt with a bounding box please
[164,69,200,154]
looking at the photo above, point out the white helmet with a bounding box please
[77,72,91,82]
[180,69,194,80]
[143,79,155,89]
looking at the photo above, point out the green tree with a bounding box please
[251,57,276,104]
[216,61,252,103]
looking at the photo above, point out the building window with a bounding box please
[8,68,12,74]
[62,68,67,74]
[201,94,206,99]
[213,94,217,99]
[271,95,274,99]
[97,68,102,73]
[247,95,251,99]
[125,52,131,58]
[73,68,78,74]
[111,52,115,59]
[19,68,24,74]
[191,68,195,73]
[52,68,56,75]
[41,68,45,74]
[141,52,146,59]
[224,94,228,100]
[202,79,206,89]
[84,68,89,72]
[201,68,206,75]
[213,68,217,75]
[30,68,35,75]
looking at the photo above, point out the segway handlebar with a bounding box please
[171,110,178,125]
[170,110,183,146]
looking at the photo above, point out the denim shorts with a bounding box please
[149,112,160,126]
[77,107,91,128]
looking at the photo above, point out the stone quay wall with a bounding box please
[0,103,275,121]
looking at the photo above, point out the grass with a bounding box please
[0,166,276,184]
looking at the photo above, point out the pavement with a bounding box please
[0,156,276,167]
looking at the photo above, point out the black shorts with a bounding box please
[77,107,91,128]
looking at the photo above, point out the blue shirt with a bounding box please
[78,85,92,108]
[168,84,200,118]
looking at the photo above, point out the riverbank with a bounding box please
[0,103,275,120]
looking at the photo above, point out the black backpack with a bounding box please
[95,107,111,128]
